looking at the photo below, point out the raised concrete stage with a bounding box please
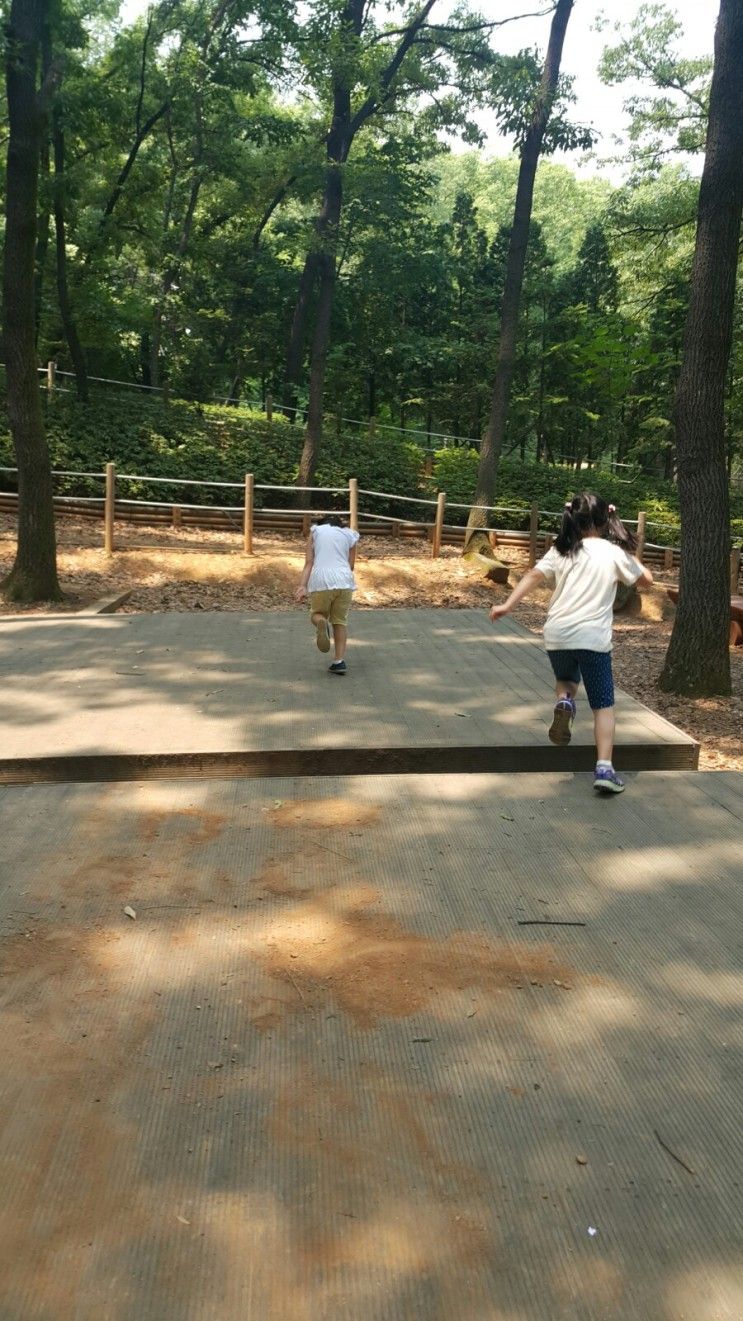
[1,770,741,1320]
[0,609,697,782]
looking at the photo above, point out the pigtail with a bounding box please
[606,505,638,554]
[554,500,582,556]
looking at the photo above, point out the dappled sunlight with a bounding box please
[0,609,697,770]
[664,1264,743,1320]
[593,839,743,890]
[2,766,743,1317]
[657,962,743,1009]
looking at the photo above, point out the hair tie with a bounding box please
[608,504,616,514]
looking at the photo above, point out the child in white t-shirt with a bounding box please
[489,492,653,793]
[295,516,360,675]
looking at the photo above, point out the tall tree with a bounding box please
[2,0,62,602]
[285,0,509,487]
[43,10,89,400]
[659,0,743,696]
[292,0,438,487]
[466,0,579,547]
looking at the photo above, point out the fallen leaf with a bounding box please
[124,905,136,920]
[177,1215,190,1226]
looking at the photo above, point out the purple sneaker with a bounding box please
[549,697,576,746]
[593,766,625,794]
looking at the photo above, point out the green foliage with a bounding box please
[598,3,711,173]
[430,446,743,533]
[1,389,740,537]
[0,393,423,507]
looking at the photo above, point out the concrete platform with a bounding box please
[0,610,697,782]
[1,770,741,1320]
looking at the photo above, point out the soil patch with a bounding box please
[262,889,573,1028]
[270,798,381,830]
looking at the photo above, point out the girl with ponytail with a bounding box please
[490,491,653,794]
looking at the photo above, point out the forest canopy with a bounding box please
[0,0,737,485]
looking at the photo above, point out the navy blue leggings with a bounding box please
[547,649,615,711]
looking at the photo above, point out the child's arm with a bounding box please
[294,537,314,601]
[489,567,546,622]
[348,545,357,570]
[634,560,653,589]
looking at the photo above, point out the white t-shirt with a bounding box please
[308,523,359,592]
[535,538,643,652]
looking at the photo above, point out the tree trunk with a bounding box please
[297,175,342,487]
[283,250,320,414]
[285,0,435,441]
[150,173,202,389]
[50,75,88,401]
[660,0,742,697]
[367,367,376,418]
[466,0,574,548]
[2,0,62,603]
[34,127,51,346]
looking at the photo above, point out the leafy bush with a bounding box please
[0,390,740,538]
[0,394,422,508]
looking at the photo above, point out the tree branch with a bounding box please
[350,0,438,136]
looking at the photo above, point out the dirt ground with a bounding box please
[1,513,741,771]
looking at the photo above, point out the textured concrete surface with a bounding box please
[0,610,696,777]
[1,770,740,1320]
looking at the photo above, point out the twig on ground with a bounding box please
[517,919,586,927]
[286,971,306,1005]
[654,1129,696,1175]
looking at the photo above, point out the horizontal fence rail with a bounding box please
[0,464,741,590]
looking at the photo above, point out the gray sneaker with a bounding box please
[549,697,576,745]
[593,766,625,794]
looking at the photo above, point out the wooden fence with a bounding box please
[0,466,741,591]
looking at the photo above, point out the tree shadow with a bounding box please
[0,770,741,1318]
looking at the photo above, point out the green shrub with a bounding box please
[0,394,422,509]
[0,390,740,537]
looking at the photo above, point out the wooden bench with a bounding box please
[666,588,743,646]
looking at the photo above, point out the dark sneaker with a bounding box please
[328,660,347,675]
[315,618,331,653]
[549,697,576,746]
[593,766,625,794]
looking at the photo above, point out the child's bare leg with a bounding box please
[594,706,615,763]
[310,608,331,653]
[555,680,578,701]
[332,624,347,660]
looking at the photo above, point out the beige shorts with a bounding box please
[308,589,353,626]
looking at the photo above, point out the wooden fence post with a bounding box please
[349,477,359,531]
[528,503,539,568]
[243,473,254,555]
[368,417,376,440]
[424,451,433,477]
[731,547,741,596]
[663,546,674,573]
[172,506,182,529]
[104,462,116,556]
[431,490,446,559]
[636,510,647,562]
[46,360,56,394]
[265,393,273,423]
